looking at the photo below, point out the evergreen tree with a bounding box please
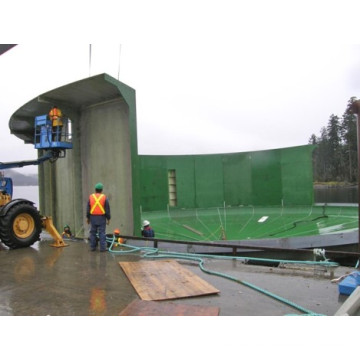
[326,114,342,180]
[318,126,331,181]
[341,97,358,182]
[309,97,358,183]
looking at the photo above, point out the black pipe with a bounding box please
[118,234,360,257]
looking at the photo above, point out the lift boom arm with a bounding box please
[0,150,62,170]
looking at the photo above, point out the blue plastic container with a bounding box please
[338,271,360,295]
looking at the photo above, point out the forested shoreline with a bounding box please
[309,97,358,184]
[1,169,38,186]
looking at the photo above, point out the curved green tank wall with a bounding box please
[139,145,315,211]
[8,72,315,239]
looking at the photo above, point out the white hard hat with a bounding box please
[143,220,150,226]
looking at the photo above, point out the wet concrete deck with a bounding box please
[0,237,358,316]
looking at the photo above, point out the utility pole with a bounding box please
[350,99,360,252]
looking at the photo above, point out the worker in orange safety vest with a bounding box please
[86,182,111,252]
[49,105,63,141]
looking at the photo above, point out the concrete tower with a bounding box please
[9,73,140,238]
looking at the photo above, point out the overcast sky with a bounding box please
[1,1,360,174]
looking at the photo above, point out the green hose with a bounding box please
[107,236,335,315]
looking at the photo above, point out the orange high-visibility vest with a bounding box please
[49,107,63,127]
[89,193,106,215]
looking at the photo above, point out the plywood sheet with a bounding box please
[119,259,219,301]
[119,299,220,316]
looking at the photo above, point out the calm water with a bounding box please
[314,186,358,204]
[13,186,39,208]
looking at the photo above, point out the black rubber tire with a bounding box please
[0,202,42,249]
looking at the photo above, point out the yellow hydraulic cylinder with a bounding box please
[0,192,11,207]
[42,216,69,248]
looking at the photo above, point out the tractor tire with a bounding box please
[0,202,42,249]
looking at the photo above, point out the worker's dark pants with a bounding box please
[89,215,107,251]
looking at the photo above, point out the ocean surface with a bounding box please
[314,186,357,204]
[13,186,39,208]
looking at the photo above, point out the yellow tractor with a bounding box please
[0,114,72,249]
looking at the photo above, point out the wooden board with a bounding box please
[119,299,220,316]
[119,259,219,301]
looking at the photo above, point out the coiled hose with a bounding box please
[107,236,338,315]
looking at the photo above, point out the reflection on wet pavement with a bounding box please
[0,240,138,316]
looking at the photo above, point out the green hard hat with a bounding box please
[95,182,103,190]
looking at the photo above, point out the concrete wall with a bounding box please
[35,74,140,239]
[80,99,134,236]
